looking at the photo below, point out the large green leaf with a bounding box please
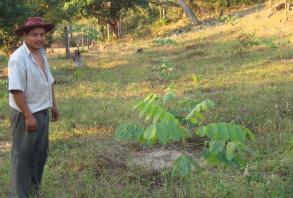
[155,121,189,145]
[209,140,225,154]
[226,142,236,160]
[228,125,246,143]
[156,122,170,144]
[115,123,144,142]
[163,91,176,105]
[153,108,163,123]
[143,124,157,145]
[172,155,199,177]
[195,122,254,142]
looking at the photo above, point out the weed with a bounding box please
[153,38,177,46]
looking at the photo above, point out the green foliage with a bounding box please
[152,59,176,81]
[74,68,81,79]
[219,15,237,25]
[115,123,144,142]
[153,38,177,46]
[261,39,290,49]
[186,99,215,125]
[132,94,190,145]
[65,0,148,37]
[191,74,200,86]
[231,32,260,57]
[201,0,260,9]
[172,155,199,177]
[0,0,31,54]
[0,0,76,54]
[0,79,8,86]
[196,122,256,167]
[232,32,290,57]
[116,93,189,145]
[116,89,257,176]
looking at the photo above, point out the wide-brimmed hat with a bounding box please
[15,17,54,36]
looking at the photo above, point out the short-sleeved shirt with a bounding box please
[8,42,55,113]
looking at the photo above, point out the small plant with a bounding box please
[153,38,177,46]
[74,68,81,79]
[116,89,256,177]
[262,39,290,49]
[116,93,190,145]
[196,123,256,167]
[152,59,176,81]
[0,79,8,86]
[220,15,237,25]
[191,74,200,86]
[231,32,260,57]
[231,33,290,58]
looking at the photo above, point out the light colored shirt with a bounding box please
[8,42,55,113]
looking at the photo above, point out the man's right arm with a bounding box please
[11,90,37,132]
[8,59,37,132]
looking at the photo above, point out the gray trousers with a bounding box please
[9,109,49,198]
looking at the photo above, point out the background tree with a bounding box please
[177,0,200,25]
[66,0,149,38]
[0,0,31,54]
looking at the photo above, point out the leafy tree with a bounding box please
[0,0,75,55]
[0,0,31,54]
[66,0,148,38]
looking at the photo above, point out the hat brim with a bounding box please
[15,24,55,36]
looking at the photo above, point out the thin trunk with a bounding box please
[177,0,200,25]
[285,0,288,21]
[87,38,89,50]
[108,21,119,38]
[81,32,84,48]
[64,25,71,59]
[77,32,80,51]
[107,24,110,40]
[118,15,122,37]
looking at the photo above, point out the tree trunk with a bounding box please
[285,0,288,21]
[107,24,110,40]
[118,15,122,37]
[177,0,200,25]
[108,21,119,38]
[64,25,71,59]
[87,38,89,50]
[81,32,84,48]
[77,32,80,51]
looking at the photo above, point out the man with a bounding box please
[8,17,59,198]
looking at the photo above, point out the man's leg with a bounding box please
[9,109,39,198]
[31,110,49,191]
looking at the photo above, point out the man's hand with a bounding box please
[25,114,37,132]
[51,106,59,122]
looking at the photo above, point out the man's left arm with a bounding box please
[51,85,59,122]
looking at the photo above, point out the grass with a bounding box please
[0,6,293,197]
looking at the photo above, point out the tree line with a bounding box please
[0,0,265,56]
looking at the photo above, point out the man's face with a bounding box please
[23,27,46,50]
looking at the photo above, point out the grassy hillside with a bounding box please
[0,6,292,197]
